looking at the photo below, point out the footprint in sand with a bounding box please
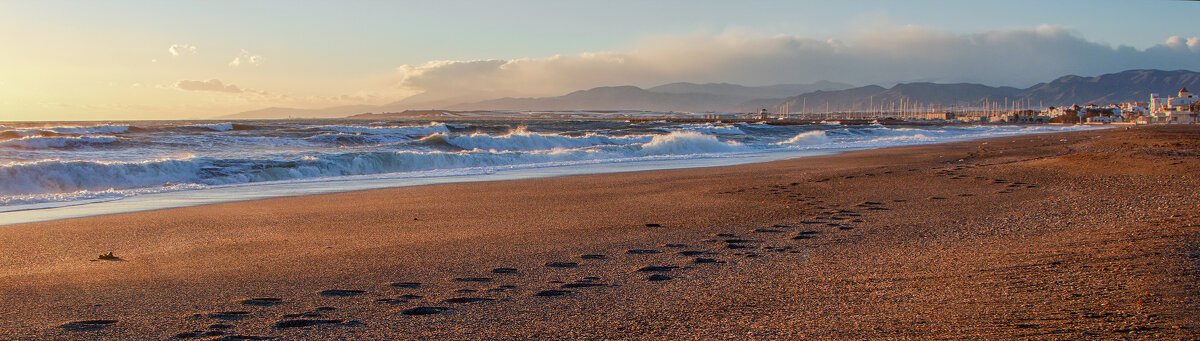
[792,231,820,240]
[208,323,233,330]
[239,298,283,307]
[534,290,573,297]
[561,281,604,289]
[205,311,251,320]
[59,319,118,332]
[636,266,678,272]
[401,307,449,316]
[176,330,259,339]
[173,331,204,338]
[318,289,366,297]
[273,319,345,329]
[442,297,494,304]
[282,307,335,319]
[626,249,662,255]
[645,274,672,281]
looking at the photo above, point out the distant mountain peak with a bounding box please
[220,69,1198,119]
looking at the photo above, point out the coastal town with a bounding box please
[752,87,1200,125]
[1019,87,1198,124]
[350,86,1200,125]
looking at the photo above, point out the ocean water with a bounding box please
[0,119,1100,218]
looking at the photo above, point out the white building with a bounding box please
[1170,88,1197,107]
[1143,88,1198,123]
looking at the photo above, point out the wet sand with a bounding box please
[1,125,1197,339]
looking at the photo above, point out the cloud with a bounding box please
[168,44,197,56]
[229,49,263,67]
[173,79,250,93]
[1165,36,1200,51]
[393,25,1200,102]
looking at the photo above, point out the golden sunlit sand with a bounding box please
[1,126,1197,339]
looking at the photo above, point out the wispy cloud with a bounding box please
[392,25,1200,102]
[229,49,263,67]
[168,44,197,57]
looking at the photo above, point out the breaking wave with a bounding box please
[773,131,831,147]
[422,128,650,151]
[0,136,119,149]
[312,122,452,135]
[0,120,1105,208]
[188,123,234,131]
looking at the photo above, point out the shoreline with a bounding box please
[0,150,835,226]
[1,126,1195,339]
[0,125,1102,226]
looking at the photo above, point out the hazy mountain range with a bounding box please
[219,81,853,119]
[754,69,1200,113]
[219,69,1199,119]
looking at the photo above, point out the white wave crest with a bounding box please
[0,136,118,149]
[772,131,831,147]
[314,122,451,135]
[42,124,130,135]
[431,128,651,151]
[189,123,234,131]
[638,132,743,155]
[0,158,204,196]
[656,123,745,135]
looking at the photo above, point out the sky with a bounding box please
[1,0,1198,121]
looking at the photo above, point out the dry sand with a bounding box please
[1,125,1197,340]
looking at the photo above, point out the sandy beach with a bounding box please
[1,125,1198,339]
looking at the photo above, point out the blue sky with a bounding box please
[1,0,1197,120]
